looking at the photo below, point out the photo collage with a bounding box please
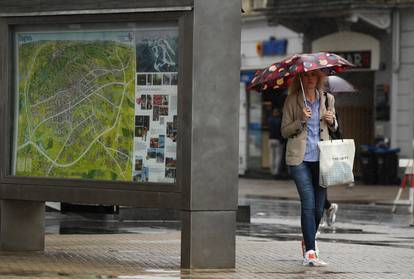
[132,29,178,184]
[133,73,177,183]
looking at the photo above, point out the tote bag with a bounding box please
[318,139,355,187]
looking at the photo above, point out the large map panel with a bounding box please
[14,31,136,181]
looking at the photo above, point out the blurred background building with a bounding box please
[240,0,414,181]
[240,0,303,177]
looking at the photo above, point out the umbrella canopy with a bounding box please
[326,76,357,94]
[248,52,354,92]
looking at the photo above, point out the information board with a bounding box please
[13,26,178,183]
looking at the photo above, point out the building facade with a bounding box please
[262,0,414,161]
[240,0,303,175]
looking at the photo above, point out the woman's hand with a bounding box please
[302,107,312,121]
[324,109,334,126]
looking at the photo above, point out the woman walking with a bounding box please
[281,69,338,266]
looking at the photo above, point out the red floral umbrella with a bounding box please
[248,52,354,92]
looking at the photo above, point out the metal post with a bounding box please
[0,200,45,251]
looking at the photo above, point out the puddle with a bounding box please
[235,222,414,249]
[242,197,413,226]
[46,219,180,235]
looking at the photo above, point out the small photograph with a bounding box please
[135,116,150,140]
[135,96,142,107]
[159,135,165,149]
[162,95,169,105]
[160,117,165,125]
[167,122,177,142]
[165,157,176,168]
[150,137,159,148]
[162,73,171,85]
[153,95,165,106]
[133,172,142,182]
[160,106,168,116]
[171,73,178,85]
[135,126,143,137]
[140,95,147,110]
[156,149,164,163]
[153,106,160,121]
[146,95,153,110]
[134,157,143,171]
[135,115,143,126]
[142,127,148,141]
[165,168,176,179]
[143,115,150,129]
[146,74,153,85]
[142,167,149,182]
[147,148,157,159]
[137,74,146,85]
[153,73,162,85]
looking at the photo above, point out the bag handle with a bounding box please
[324,92,343,141]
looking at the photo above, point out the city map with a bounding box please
[15,31,136,181]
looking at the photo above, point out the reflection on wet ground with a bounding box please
[236,222,414,249]
[240,197,414,251]
[45,211,181,235]
[45,197,414,252]
[241,197,413,226]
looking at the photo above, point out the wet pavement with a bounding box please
[242,196,414,228]
[1,188,414,278]
[240,197,414,251]
[30,197,414,278]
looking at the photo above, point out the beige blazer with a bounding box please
[281,91,337,166]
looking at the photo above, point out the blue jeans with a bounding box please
[289,161,326,252]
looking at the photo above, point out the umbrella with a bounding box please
[248,52,354,91]
[248,52,354,108]
[326,76,357,94]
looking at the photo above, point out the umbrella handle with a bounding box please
[299,75,308,109]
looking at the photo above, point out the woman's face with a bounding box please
[302,70,320,90]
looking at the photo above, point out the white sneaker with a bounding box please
[303,250,327,267]
[326,203,338,226]
[301,240,320,258]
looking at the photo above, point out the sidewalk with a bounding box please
[239,177,404,204]
[0,232,413,278]
[0,178,412,278]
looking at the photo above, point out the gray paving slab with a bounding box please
[0,229,413,278]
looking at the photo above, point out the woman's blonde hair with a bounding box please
[287,70,326,95]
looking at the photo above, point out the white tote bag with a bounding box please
[318,139,355,187]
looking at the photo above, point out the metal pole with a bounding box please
[299,75,308,108]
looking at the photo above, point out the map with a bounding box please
[136,30,178,72]
[15,31,136,181]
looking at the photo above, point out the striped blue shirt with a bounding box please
[304,93,320,162]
